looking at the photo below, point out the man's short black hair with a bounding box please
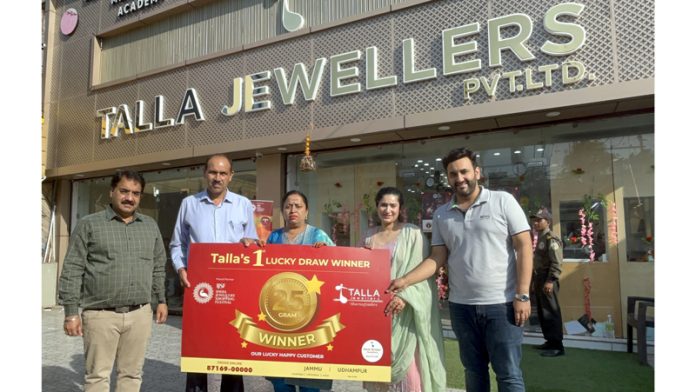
[110,169,146,190]
[204,154,233,172]
[441,147,478,170]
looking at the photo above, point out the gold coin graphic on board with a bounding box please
[259,272,318,332]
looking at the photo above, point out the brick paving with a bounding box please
[42,307,464,392]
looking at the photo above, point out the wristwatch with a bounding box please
[514,293,530,302]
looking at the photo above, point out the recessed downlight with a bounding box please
[438,125,451,131]
[277,147,287,151]
[350,138,361,142]
[546,111,561,117]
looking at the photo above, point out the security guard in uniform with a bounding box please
[530,208,565,357]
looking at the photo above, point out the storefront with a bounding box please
[43,0,654,339]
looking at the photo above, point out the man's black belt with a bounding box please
[87,303,147,313]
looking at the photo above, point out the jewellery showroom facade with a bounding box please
[43,0,654,339]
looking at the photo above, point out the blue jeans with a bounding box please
[267,378,319,392]
[449,301,525,392]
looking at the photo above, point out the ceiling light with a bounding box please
[417,159,423,163]
[493,152,501,156]
[424,163,429,166]
[438,125,450,131]
[436,158,442,161]
[414,164,419,167]
[513,150,521,154]
[545,111,561,117]
[277,147,287,151]
[161,162,171,166]
[537,148,544,152]
[350,138,361,142]
[74,174,85,178]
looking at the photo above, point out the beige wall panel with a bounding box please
[559,262,622,337]
[186,54,247,146]
[55,95,97,167]
[314,14,394,129]
[244,36,314,140]
[135,68,189,154]
[615,0,655,82]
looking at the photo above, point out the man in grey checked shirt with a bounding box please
[59,169,168,392]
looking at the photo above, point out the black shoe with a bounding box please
[534,342,552,350]
[540,349,565,357]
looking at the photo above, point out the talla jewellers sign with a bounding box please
[97,3,591,139]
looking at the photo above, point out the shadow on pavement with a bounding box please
[42,353,186,392]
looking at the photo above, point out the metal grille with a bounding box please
[46,102,60,168]
[48,43,63,103]
[46,0,655,171]
[58,37,92,100]
[55,96,96,167]
[314,13,394,129]
[615,0,655,82]
[394,0,489,114]
[244,36,314,139]
[135,68,189,154]
[93,81,139,161]
[99,0,187,28]
[53,0,101,43]
[186,55,248,147]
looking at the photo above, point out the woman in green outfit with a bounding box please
[362,187,446,392]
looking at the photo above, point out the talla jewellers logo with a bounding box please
[333,283,383,307]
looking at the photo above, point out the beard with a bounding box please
[454,177,478,199]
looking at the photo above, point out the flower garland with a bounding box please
[578,208,595,262]
[435,266,448,304]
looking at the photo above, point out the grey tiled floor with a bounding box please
[41,307,397,392]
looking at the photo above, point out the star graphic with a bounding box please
[326,344,334,351]
[258,312,267,322]
[306,275,325,294]
[241,341,248,348]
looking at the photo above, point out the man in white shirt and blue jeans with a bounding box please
[387,147,533,392]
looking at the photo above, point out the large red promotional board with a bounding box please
[181,243,392,382]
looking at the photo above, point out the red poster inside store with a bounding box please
[180,243,392,382]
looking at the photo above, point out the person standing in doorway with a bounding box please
[387,147,533,392]
[170,154,261,392]
[59,169,168,392]
[530,208,565,357]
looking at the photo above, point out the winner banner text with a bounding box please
[181,243,392,382]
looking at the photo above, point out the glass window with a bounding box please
[287,112,654,332]
[71,159,256,309]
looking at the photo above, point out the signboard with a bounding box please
[251,200,273,242]
[181,243,392,382]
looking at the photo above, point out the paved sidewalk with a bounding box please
[42,307,463,391]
